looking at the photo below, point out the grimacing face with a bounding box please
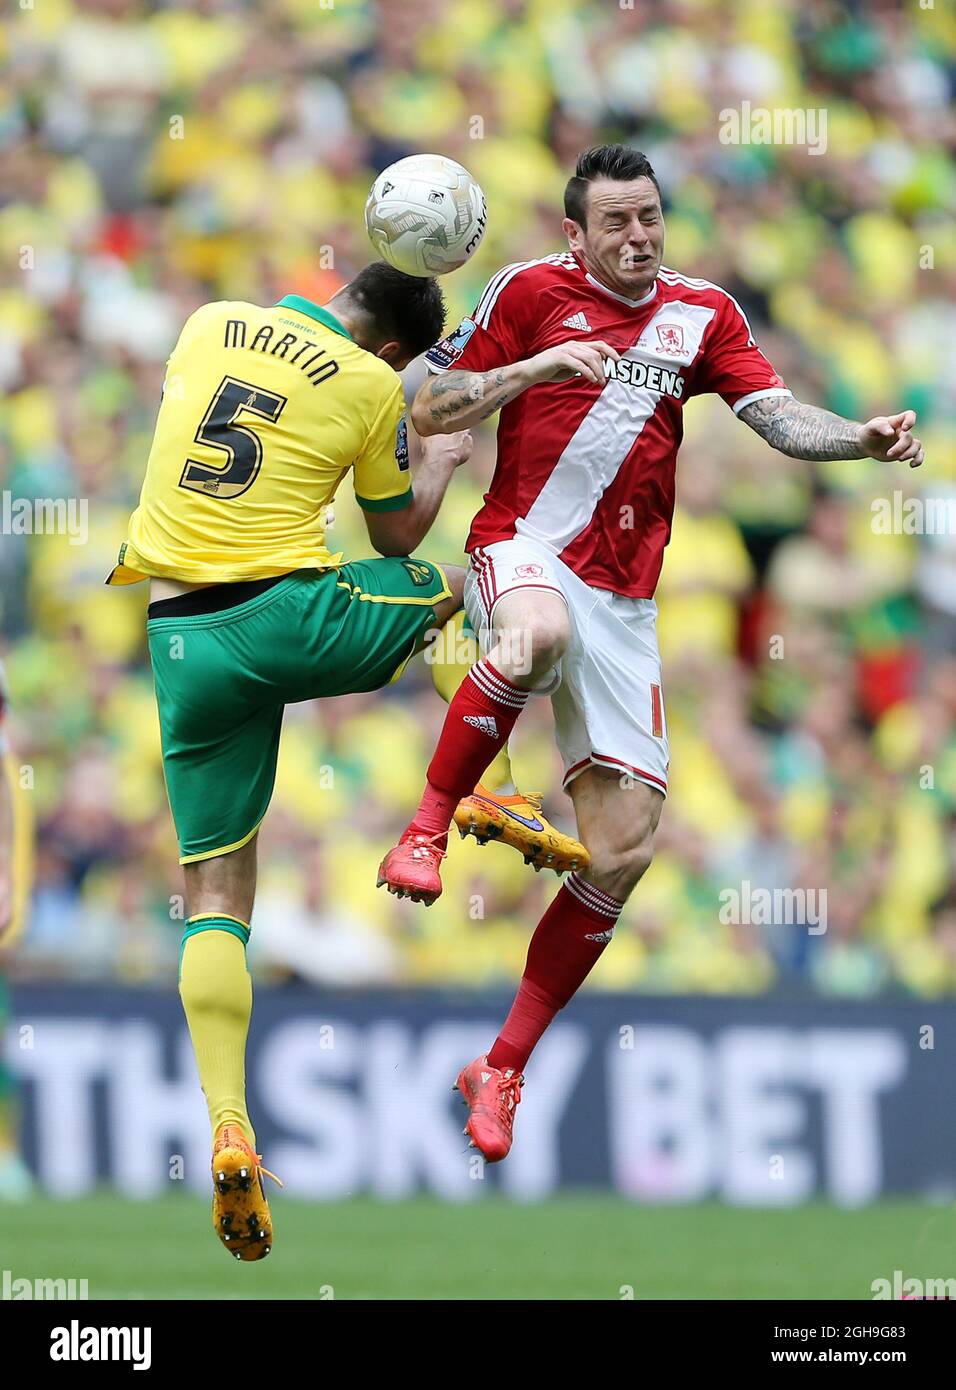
[563,175,665,300]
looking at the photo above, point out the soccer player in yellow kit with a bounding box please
[110,262,583,1260]
[108,265,478,1259]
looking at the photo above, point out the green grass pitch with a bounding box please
[4,1196,954,1299]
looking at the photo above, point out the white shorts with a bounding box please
[464,538,668,796]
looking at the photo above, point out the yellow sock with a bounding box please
[0,1099,15,1155]
[178,915,256,1148]
[431,610,514,791]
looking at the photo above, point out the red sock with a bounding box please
[487,873,623,1073]
[409,658,529,837]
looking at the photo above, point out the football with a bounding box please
[364,154,487,277]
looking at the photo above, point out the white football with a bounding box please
[365,154,487,277]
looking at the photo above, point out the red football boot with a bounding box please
[376,829,447,906]
[454,1055,524,1163]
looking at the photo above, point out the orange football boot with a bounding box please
[211,1123,282,1262]
[454,786,589,873]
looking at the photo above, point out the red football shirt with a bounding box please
[425,252,790,598]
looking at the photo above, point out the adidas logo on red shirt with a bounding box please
[561,312,592,332]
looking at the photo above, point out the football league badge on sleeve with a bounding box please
[424,317,478,371]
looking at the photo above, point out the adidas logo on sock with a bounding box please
[464,714,499,738]
[584,928,615,944]
[561,312,592,332]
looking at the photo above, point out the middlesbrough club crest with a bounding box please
[656,323,685,356]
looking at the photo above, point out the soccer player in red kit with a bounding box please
[378,145,924,1162]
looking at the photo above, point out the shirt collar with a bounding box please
[275,294,354,341]
[571,252,659,308]
[583,269,659,309]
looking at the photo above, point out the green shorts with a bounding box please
[147,559,451,863]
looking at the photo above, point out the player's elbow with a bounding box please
[372,536,413,559]
[410,391,441,437]
[365,514,417,558]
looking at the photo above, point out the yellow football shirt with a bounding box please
[107,294,413,585]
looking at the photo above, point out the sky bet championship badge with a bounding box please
[395,417,409,471]
[424,316,477,371]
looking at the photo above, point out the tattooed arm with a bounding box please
[412,364,529,434]
[739,396,924,467]
[410,339,621,435]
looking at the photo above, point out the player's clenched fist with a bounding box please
[860,410,924,468]
[422,428,474,469]
[526,339,621,385]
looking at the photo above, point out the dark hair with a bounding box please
[564,145,661,229]
[344,262,446,359]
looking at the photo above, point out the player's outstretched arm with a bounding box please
[411,340,621,436]
[739,397,924,467]
[363,430,473,557]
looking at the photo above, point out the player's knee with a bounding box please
[587,831,655,901]
[498,613,569,681]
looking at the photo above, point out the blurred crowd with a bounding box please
[1,0,955,996]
